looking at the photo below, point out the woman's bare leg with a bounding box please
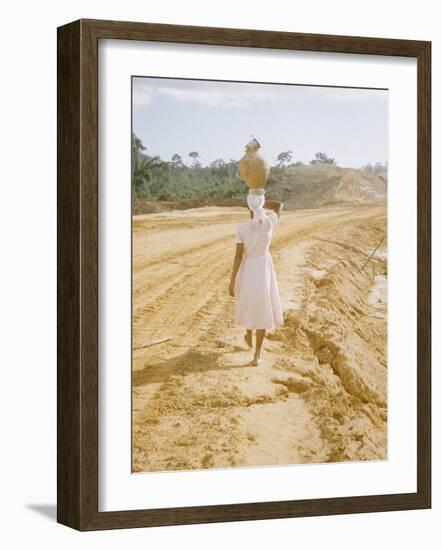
[252,329,265,364]
[244,329,253,349]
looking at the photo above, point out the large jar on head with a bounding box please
[238,138,270,190]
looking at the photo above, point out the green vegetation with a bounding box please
[131,133,163,199]
[310,152,336,165]
[131,134,387,207]
[131,133,244,201]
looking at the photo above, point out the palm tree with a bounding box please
[131,134,163,198]
[132,154,163,198]
[132,133,146,156]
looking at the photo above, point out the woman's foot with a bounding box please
[251,354,261,366]
[244,332,252,349]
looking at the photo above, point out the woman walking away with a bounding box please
[229,194,284,365]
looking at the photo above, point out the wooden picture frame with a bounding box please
[57,18,431,531]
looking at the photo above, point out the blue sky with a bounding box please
[132,77,388,168]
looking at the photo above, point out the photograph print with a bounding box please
[131,76,388,473]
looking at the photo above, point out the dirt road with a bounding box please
[132,205,387,472]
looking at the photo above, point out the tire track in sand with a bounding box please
[132,206,383,354]
[132,205,387,472]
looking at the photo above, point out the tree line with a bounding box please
[132,133,386,201]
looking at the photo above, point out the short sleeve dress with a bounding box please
[234,212,283,330]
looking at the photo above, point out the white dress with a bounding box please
[235,212,284,330]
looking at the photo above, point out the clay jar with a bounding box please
[238,138,269,190]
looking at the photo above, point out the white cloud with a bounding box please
[158,86,249,107]
[133,79,280,109]
[132,78,387,110]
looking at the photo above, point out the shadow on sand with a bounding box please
[133,348,255,386]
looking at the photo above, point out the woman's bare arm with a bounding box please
[264,199,284,217]
[229,243,244,296]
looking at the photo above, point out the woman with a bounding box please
[229,193,284,365]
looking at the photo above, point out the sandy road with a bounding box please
[132,205,388,472]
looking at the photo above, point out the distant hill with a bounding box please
[266,164,387,209]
